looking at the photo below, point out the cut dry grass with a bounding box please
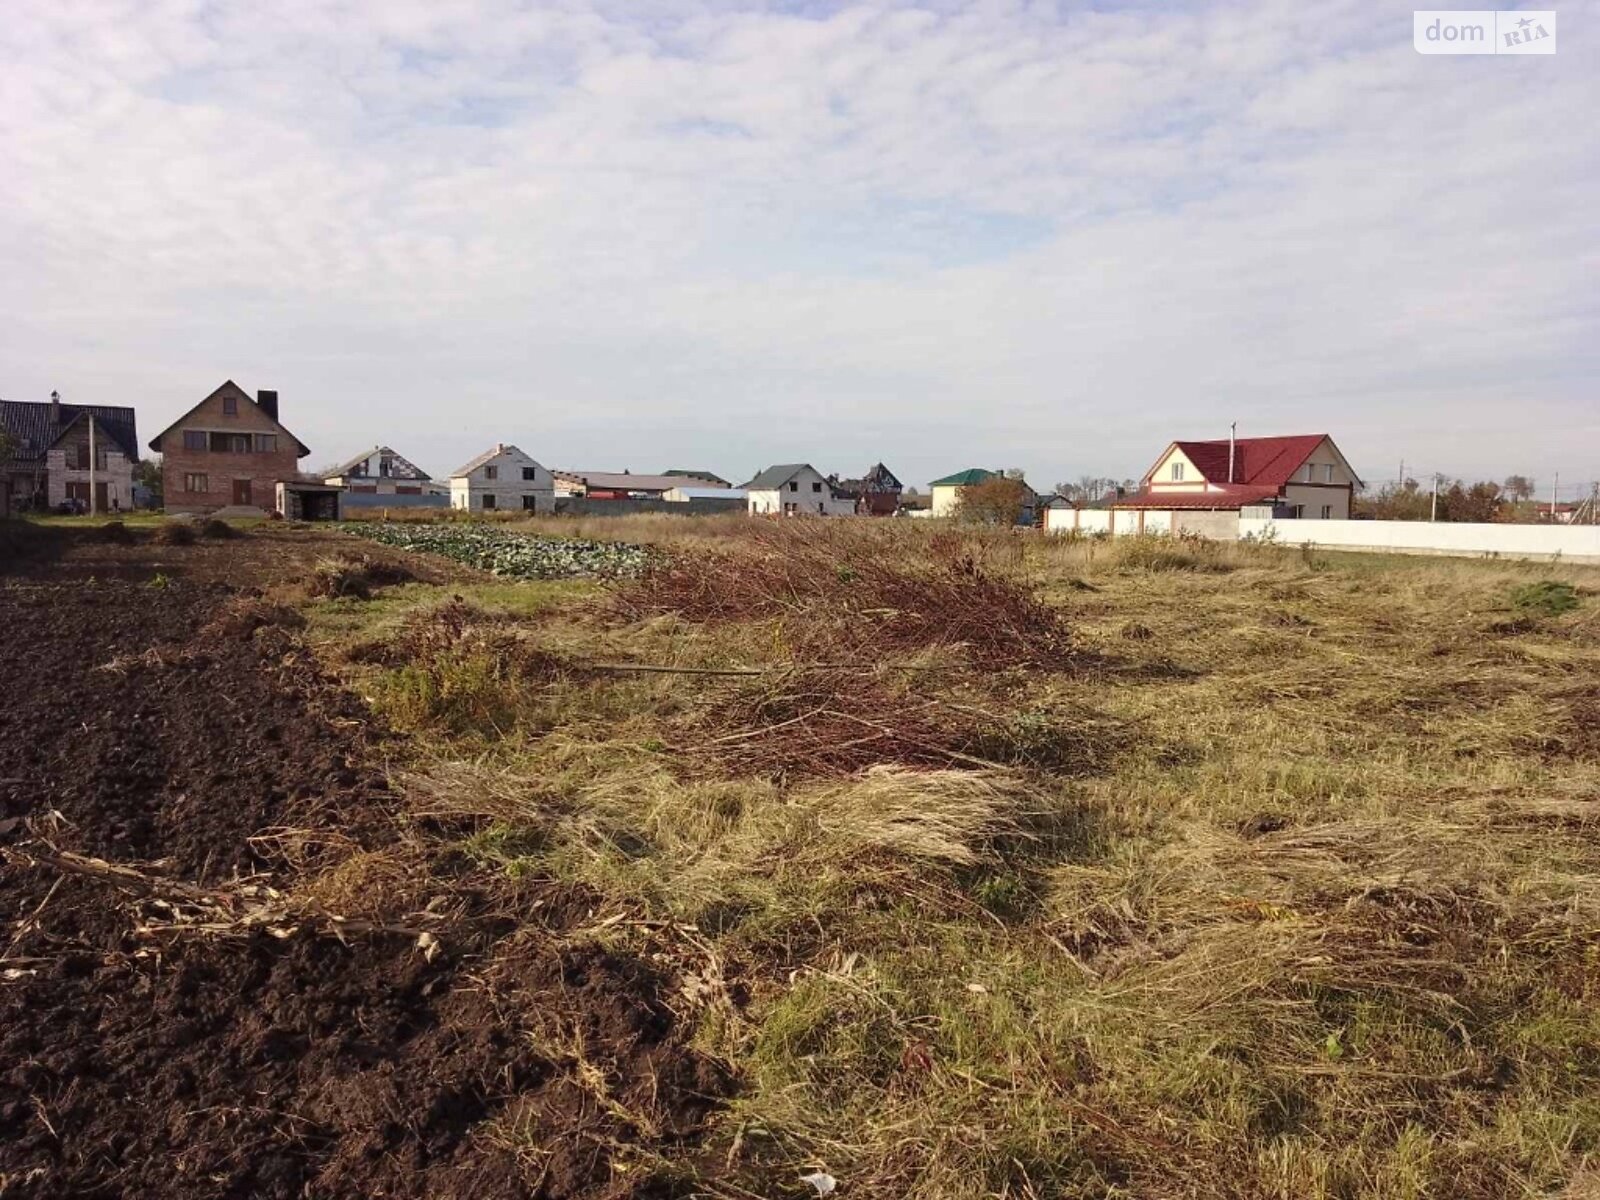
[288,519,1600,1199]
[619,520,1075,670]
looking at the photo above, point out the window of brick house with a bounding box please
[254,434,278,453]
[1321,504,1333,519]
[522,467,537,481]
[183,430,206,452]
[482,493,497,509]
[485,465,499,480]
[1324,463,1335,482]
[522,495,537,510]
[223,395,237,415]
[184,473,208,493]
[788,481,798,492]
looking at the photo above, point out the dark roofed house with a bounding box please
[742,463,856,516]
[830,462,904,516]
[1,392,139,513]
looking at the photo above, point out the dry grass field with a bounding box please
[289,518,1600,1199]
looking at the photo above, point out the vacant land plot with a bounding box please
[3,518,1599,1199]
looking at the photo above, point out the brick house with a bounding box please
[1,393,139,513]
[148,381,309,514]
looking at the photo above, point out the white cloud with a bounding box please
[0,0,1595,490]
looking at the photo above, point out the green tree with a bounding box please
[134,457,163,506]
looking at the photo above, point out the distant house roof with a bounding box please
[1147,434,1341,490]
[835,462,904,496]
[664,469,731,486]
[1,398,140,463]
[327,445,431,481]
[929,468,997,488]
[449,443,535,478]
[554,470,720,493]
[743,463,817,490]
[669,487,747,500]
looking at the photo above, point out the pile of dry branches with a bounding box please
[619,521,1074,670]
[683,669,982,779]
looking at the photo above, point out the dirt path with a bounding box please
[0,527,729,1199]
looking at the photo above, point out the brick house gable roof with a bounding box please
[147,380,310,457]
[0,399,139,463]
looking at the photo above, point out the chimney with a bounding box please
[257,389,279,421]
[1228,421,1237,484]
[50,390,61,426]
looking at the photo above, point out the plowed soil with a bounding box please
[0,525,731,1199]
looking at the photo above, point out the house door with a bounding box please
[95,482,109,512]
[233,479,253,506]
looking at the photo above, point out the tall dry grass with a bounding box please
[292,518,1600,1198]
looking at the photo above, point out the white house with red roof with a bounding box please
[1046,433,1361,537]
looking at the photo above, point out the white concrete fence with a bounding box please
[1239,518,1600,564]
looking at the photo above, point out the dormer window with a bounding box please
[223,395,237,416]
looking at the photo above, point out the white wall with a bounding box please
[449,447,554,512]
[1241,518,1600,563]
[46,447,134,510]
[931,484,962,517]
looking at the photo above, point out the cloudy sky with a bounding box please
[2,0,1595,492]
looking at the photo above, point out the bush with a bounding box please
[952,476,1030,526]
[1511,580,1580,617]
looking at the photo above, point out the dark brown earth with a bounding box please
[0,524,731,1199]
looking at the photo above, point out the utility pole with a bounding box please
[1550,471,1559,520]
[1430,474,1440,522]
[88,416,98,517]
